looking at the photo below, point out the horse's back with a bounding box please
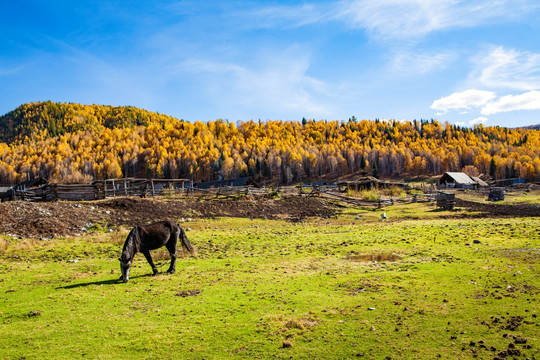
[138,220,178,250]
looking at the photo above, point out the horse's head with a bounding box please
[119,227,139,283]
[119,256,132,282]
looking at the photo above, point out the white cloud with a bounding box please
[469,116,488,125]
[431,89,496,114]
[481,90,540,115]
[336,0,537,39]
[454,121,465,126]
[472,46,540,90]
[432,46,540,119]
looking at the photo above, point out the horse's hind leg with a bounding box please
[165,241,177,275]
[142,250,158,276]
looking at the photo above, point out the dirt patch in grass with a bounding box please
[175,289,202,297]
[345,281,381,295]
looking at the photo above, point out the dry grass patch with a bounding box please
[345,253,403,262]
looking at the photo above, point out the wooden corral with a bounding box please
[3,178,191,202]
[93,178,191,199]
[337,177,409,192]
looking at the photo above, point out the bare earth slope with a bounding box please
[0,197,336,238]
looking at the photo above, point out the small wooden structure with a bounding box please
[0,186,15,202]
[436,191,455,210]
[488,187,505,201]
[54,184,97,201]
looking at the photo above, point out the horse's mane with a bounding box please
[121,227,140,261]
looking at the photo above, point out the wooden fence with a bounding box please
[10,179,439,208]
[13,178,190,202]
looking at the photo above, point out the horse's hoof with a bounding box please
[167,270,175,275]
[123,278,129,283]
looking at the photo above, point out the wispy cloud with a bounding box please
[177,50,335,118]
[335,0,537,39]
[431,89,496,114]
[241,3,334,29]
[233,0,539,39]
[471,46,540,90]
[481,90,540,115]
[391,51,455,75]
[0,64,23,77]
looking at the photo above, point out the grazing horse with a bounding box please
[119,220,194,282]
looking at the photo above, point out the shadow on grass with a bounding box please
[427,208,461,213]
[57,274,153,289]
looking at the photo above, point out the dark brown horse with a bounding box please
[119,220,194,282]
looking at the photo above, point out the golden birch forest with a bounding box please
[0,101,539,184]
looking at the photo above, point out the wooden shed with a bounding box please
[436,191,456,210]
[0,186,15,202]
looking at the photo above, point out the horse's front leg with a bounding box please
[142,250,158,276]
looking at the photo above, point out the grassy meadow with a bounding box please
[0,202,538,359]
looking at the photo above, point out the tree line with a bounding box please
[0,101,538,185]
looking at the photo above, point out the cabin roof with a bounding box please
[471,176,489,187]
[439,172,476,184]
[16,177,48,189]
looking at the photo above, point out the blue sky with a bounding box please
[1,1,540,127]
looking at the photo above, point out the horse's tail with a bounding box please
[178,225,195,254]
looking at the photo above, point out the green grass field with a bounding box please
[1,203,538,359]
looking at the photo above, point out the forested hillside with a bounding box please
[0,102,539,184]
